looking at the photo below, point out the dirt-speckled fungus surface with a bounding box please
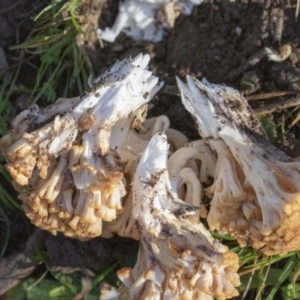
[117,133,240,300]
[178,76,300,255]
[0,54,165,239]
[107,120,193,240]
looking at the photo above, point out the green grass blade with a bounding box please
[34,0,64,21]
[0,50,26,120]
[92,259,123,288]
[32,57,65,103]
[0,205,10,256]
[265,255,297,300]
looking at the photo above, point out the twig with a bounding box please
[241,257,258,300]
[296,0,300,22]
[76,38,94,75]
[239,266,262,276]
[227,49,265,81]
[254,259,272,300]
[253,96,300,115]
[274,9,284,43]
[246,91,299,101]
[27,269,49,290]
[292,263,300,298]
[289,108,300,127]
[10,25,74,50]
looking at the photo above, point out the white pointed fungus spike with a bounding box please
[117,133,240,300]
[178,76,300,255]
[0,54,164,239]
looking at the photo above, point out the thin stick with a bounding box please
[254,258,272,300]
[241,257,258,300]
[27,270,49,290]
[239,266,262,276]
[253,96,300,115]
[296,0,300,22]
[246,91,299,101]
[274,9,284,42]
[289,108,300,127]
[227,49,265,81]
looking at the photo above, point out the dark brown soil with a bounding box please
[1,0,300,298]
[92,0,300,143]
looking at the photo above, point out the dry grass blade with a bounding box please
[296,0,300,21]
[289,108,300,127]
[241,257,258,300]
[246,91,299,101]
[239,266,262,276]
[9,25,73,50]
[254,260,272,300]
[253,96,300,115]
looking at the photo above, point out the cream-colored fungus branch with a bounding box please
[0,54,164,239]
[117,133,240,300]
[178,75,300,255]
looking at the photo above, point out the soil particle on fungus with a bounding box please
[240,70,262,95]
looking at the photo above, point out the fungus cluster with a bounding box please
[98,0,203,43]
[117,133,240,300]
[0,54,166,239]
[177,76,300,255]
[2,53,300,299]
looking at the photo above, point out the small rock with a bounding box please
[289,48,300,66]
[235,27,242,36]
[240,70,261,94]
[275,133,300,158]
[270,64,300,87]
[288,81,300,91]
